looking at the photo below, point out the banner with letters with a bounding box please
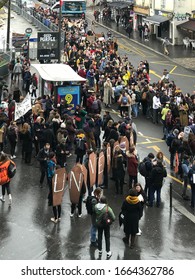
[14,93,32,121]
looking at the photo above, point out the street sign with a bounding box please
[25,28,32,34]
[29,38,37,42]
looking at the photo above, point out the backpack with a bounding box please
[86,195,97,215]
[121,96,128,105]
[138,159,147,177]
[97,205,114,227]
[166,133,174,147]
[76,138,86,151]
[8,160,16,178]
[135,91,142,102]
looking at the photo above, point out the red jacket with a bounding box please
[127,154,138,176]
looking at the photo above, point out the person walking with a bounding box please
[181,155,190,200]
[20,123,33,164]
[13,58,22,84]
[95,195,115,259]
[112,149,125,194]
[87,187,102,247]
[121,189,142,248]
[162,37,170,55]
[7,121,18,159]
[127,146,138,189]
[37,143,51,188]
[188,160,195,209]
[0,152,15,206]
[103,78,113,108]
[133,183,147,235]
[47,152,56,207]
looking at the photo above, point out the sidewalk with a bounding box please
[87,7,195,71]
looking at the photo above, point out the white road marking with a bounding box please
[138,132,143,136]
[112,109,117,113]
[146,139,151,142]
[173,198,195,223]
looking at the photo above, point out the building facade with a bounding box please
[132,0,195,45]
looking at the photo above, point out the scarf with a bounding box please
[126,195,139,205]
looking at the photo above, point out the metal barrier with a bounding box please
[10,3,64,35]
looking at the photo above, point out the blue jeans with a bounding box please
[90,224,97,243]
[132,104,138,118]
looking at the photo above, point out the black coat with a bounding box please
[107,127,119,142]
[151,163,167,188]
[121,198,142,235]
[21,131,32,153]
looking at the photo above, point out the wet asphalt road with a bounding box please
[1,7,195,260]
[0,114,195,260]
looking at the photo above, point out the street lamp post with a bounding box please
[6,0,11,51]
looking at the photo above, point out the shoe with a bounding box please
[67,153,72,158]
[146,202,153,207]
[58,217,61,222]
[10,156,13,159]
[107,251,112,259]
[136,228,142,236]
[122,237,129,244]
[8,194,12,206]
[98,250,102,256]
[78,214,82,218]
[0,196,5,202]
[50,217,58,223]
[70,213,74,217]
[12,155,16,159]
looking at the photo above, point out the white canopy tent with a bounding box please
[31,64,86,82]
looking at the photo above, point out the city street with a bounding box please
[0,5,195,261]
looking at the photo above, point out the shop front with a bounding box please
[133,5,150,30]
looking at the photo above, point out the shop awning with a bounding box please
[32,64,86,82]
[177,20,195,32]
[144,15,169,26]
[108,1,134,9]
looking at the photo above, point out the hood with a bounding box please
[126,195,139,204]
[154,165,164,174]
[96,203,106,212]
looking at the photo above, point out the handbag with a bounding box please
[99,205,113,227]
[119,211,125,227]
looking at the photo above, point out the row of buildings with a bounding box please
[97,0,195,45]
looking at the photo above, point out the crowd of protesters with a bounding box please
[0,9,195,258]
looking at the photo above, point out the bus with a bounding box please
[51,0,86,16]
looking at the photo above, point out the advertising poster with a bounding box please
[57,85,80,110]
